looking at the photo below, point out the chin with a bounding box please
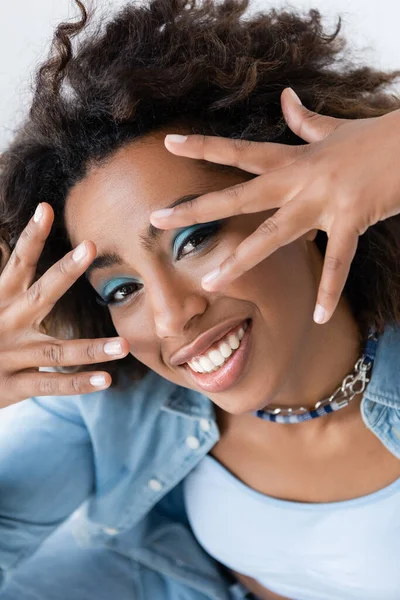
[208,390,270,416]
[217,402,258,416]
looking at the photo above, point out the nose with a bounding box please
[148,270,207,338]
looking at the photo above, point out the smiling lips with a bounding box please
[181,318,253,394]
[169,316,250,367]
[186,321,248,374]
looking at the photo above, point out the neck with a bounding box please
[261,298,364,429]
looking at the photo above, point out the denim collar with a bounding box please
[162,380,216,421]
[363,323,400,408]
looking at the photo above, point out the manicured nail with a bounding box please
[90,374,107,387]
[313,304,326,324]
[104,341,123,355]
[202,267,221,288]
[288,87,302,105]
[33,203,43,223]
[150,208,175,221]
[165,134,188,144]
[72,242,88,262]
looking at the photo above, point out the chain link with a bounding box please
[266,354,373,417]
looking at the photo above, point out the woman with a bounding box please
[0,1,400,599]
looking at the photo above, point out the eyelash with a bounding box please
[96,223,222,307]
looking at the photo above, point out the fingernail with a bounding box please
[90,374,107,387]
[202,267,221,287]
[150,208,174,220]
[34,203,43,223]
[72,242,88,262]
[165,134,188,144]
[288,87,302,105]
[104,341,123,355]
[313,304,326,324]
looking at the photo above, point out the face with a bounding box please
[65,130,328,415]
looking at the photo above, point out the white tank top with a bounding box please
[183,454,400,600]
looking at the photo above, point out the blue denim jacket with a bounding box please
[0,323,399,599]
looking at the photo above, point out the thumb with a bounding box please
[281,87,346,143]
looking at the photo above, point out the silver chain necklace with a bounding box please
[253,329,378,424]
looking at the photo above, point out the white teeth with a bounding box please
[186,320,250,375]
[198,356,215,372]
[208,349,225,366]
[191,359,202,372]
[227,333,240,350]
[219,342,232,358]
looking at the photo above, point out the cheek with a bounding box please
[109,310,159,367]
[110,310,183,386]
[228,240,317,330]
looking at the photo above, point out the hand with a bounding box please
[0,202,129,408]
[150,87,400,324]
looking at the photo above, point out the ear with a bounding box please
[0,235,11,274]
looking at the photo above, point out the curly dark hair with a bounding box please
[1,0,400,387]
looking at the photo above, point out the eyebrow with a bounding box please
[85,193,201,280]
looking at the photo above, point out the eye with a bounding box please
[96,281,142,307]
[174,221,222,260]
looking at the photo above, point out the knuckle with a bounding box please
[300,113,331,139]
[225,253,238,269]
[305,112,323,124]
[199,134,213,156]
[0,373,11,392]
[69,375,83,394]
[324,254,344,272]
[8,248,22,270]
[224,252,244,276]
[223,183,246,214]
[257,217,279,238]
[39,377,56,395]
[43,343,64,365]
[182,197,198,213]
[232,137,253,160]
[20,224,35,244]
[26,280,43,306]
[59,257,70,277]
[85,343,97,361]
[225,183,245,200]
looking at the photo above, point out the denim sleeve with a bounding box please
[0,395,94,582]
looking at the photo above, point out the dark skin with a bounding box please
[65,129,400,600]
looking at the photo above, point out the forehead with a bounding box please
[65,130,215,248]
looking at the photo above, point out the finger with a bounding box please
[164,133,302,175]
[150,165,303,228]
[281,87,347,143]
[313,227,358,324]
[201,199,316,290]
[0,202,54,299]
[2,370,112,407]
[19,240,98,326]
[9,336,129,370]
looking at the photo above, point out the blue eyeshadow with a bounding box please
[172,221,222,258]
[101,277,138,299]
